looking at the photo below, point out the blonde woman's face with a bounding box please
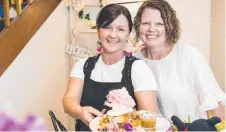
[139,8,166,47]
[98,14,130,54]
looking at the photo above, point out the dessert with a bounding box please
[96,87,148,131]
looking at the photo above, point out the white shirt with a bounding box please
[70,55,157,92]
[135,43,226,121]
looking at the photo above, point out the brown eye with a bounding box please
[141,22,149,25]
[119,28,125,31]
[156,23,164,26]
[103,26,110,29]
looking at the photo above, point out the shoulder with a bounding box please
[74,58,88,67]
[131,59,147,68]
[133,50,145,59]
[70,58,88,79]
[130,59,157,91]
[174,43,206,63]
[176,43,201,56]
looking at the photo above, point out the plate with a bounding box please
[89,116,171,131]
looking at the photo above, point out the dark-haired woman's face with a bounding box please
[98,14,130,54]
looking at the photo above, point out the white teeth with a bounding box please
[146,35,158,39]
[108,40,119,43]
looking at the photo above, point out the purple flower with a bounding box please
[23,115,46,131]
[124,123,133,132]
[0,112,46,131]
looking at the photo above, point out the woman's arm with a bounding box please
[135,91,157,113]
[209,102,225,120]
[63,77,84,119]
[131,60,158,113]
[63,77,103,125]
[190,47,226,120]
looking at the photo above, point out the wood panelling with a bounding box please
[0,0,61,76]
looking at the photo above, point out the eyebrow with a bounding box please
[118,26,127,28]
[108,25,127,28]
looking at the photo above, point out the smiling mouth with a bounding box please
[107,40,119,43]
[146,35,158,39]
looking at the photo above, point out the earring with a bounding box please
[97,47,102,53]
[97,40,102,53]
[124,51,132,56]
[124,40,132,56]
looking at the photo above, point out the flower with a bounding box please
[100,0,109,7]
[71,0,84,12]
[0,112,46,131]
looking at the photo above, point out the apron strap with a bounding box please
[83,54,101,79]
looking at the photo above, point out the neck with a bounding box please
[142,43,174,60]
[102,51,125,65]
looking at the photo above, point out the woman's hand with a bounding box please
[79,106,105,126]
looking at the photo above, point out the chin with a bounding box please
[145,42,160,47]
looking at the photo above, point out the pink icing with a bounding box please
[105,87,135,109]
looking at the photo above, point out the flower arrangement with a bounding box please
[0,112,46,131]
[69,0,110,28]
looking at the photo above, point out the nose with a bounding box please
[108,29,117,38]
[147,24,155,31]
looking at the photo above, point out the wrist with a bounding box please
[76,106,84,120]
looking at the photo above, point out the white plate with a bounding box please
[89,116,170,131]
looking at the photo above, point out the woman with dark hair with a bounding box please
[134,0,225,121]
[63,4,157,131]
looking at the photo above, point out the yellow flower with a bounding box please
[101,0,109,7]
[215,121,225,131]
[172,125,178,131]
[84,19,89,25]
[89,20,96,27]
[207,111,212,119]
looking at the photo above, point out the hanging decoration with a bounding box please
[68,0,110,28]
[65,28,94,58]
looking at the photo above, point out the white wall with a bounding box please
[170,0,211,61]
[0,1,71,130]
[210,0,225,90]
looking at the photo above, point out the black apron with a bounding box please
[76,54,138,131]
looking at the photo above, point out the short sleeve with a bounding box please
[70,58,87,80]
[191,48,226,112]
[131,60,157,92]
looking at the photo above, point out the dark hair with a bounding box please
[134,0,181,44]
[96,4,133,33]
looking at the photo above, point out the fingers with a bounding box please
[83,115,94,126]
[101,109,106,114]
[81,107,107,126]
[88,106,103,117]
